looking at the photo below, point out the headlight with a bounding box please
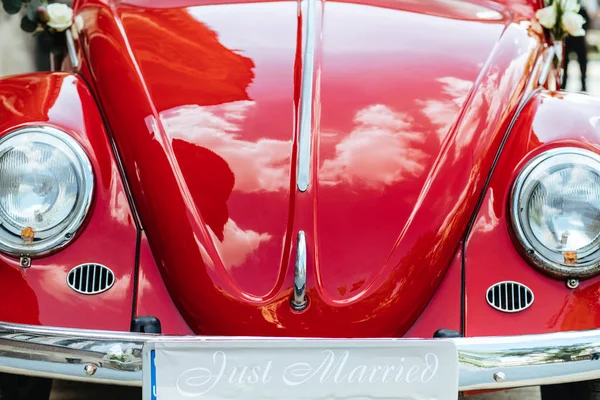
[0,127,93,256]
[511,147,600,278]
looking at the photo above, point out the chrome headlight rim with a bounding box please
[511,147,600,279]
[0,126,94,257]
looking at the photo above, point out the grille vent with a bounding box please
[67,264,114,295]
[486,281,534,313]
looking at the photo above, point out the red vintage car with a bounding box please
[0,0,599,398]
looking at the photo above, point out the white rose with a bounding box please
[561,0,581,13]
[46,3,73,32]
[536,4,557,29]
[562,11,586,36]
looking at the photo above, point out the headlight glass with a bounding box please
[0,127,93,256]
[511,148,600,278]
[528,168,600,252]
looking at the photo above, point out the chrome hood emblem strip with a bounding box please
[296,0,317,192]
[291,231,308,310]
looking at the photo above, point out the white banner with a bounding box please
[143,339,458,400]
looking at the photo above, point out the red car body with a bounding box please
[1,0,600,395]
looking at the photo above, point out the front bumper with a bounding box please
[1,322,600,391]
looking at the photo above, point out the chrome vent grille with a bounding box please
[67,264,114,295]
[486,281,534,313]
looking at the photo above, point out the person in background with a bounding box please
[562,0,598,92]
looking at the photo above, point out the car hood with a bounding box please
[98,0,539,336]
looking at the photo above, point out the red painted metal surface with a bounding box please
[404,246,462,338]
[465,91,600,337]
[0,73,137,330]
[135,232,194,334]
[115,0,543,14]
[76,0,545,336]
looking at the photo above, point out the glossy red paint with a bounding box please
[75,0,547,336]
[115,0,543,13]
[135,232,194,335]
[464,91,600,337]
[404,246,463,338]
[0,73,137,330]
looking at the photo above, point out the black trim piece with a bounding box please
[130,229,142,322]
[74,70,144,324]
[131,316,162,334]
[74,71,142,231]
[433,329,462,338]
[459,87,543,335]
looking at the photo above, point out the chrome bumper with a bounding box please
[1,322,600,391]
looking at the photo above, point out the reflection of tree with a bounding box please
[0,74,61,120]
[161,101,291,194]
[172,139,272,270]
[458,343,597,369]
[121,4,263,239]
[120,7,255,111]
[173,139,234,241]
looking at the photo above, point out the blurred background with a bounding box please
[567,31,600,95]
[2,1,600,93]
[0,1,598,400]
[563,0,600,95]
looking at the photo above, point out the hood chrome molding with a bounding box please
[537,45,555,87]
[291,231,308,310]
[65,29,79,69]
[292,0,317,308]
[296,0,317,192]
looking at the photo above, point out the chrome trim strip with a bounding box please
[457,329,600,390]
[291,231,308,310]
[537,45,555,86]
[0,323,146,386]
[65,29,79,69]
[296,0,317,192]
[2,322,600,390]
[460,87,543,333]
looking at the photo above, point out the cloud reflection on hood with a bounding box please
[161,102,291,194]
[417,77,473,139]
[161,99,451,193]
[209,219,272,269]
[320,104,428,189]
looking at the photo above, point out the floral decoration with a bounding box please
[45,3,73,31]
[536,0,586,40]
[2,0,73,34]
